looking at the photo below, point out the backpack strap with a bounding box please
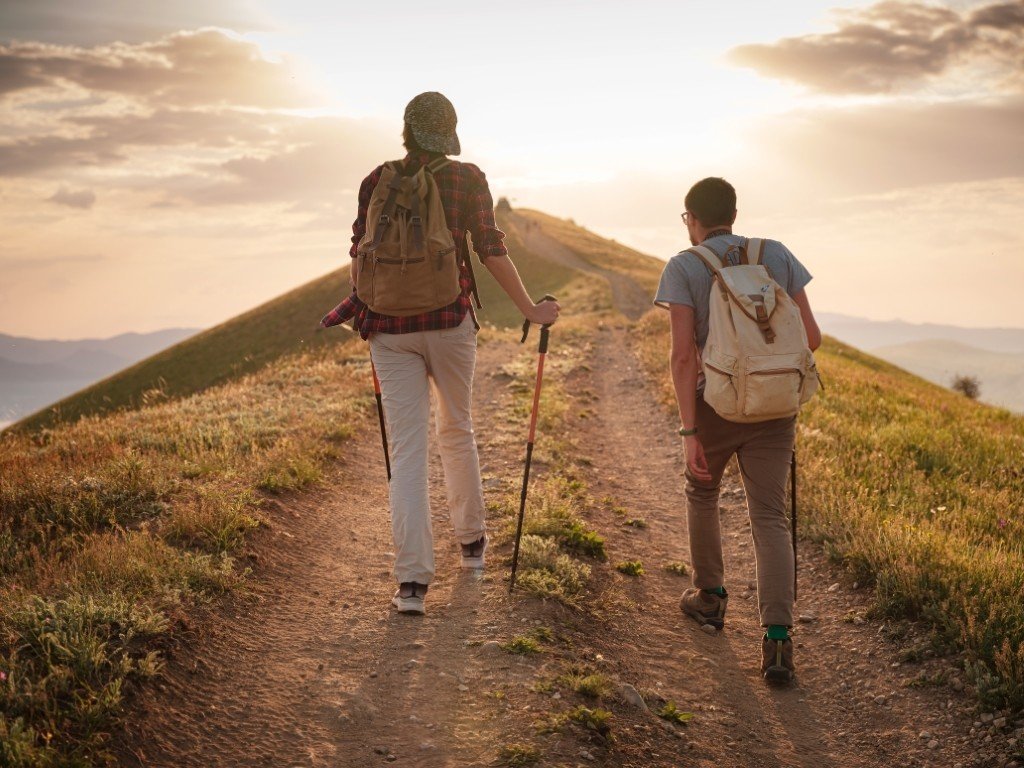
[688,245,725,274]
[364,162,404,254]
[408,175,425,253]
[747,238,765,265]
[426,157,451,174]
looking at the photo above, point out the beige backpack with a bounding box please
[690,238,820,423]
[355,158,460,316]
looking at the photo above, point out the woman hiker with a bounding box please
[321,91,560,614]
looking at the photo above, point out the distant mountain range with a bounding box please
[817,313,1024,355]
[0,329,200,426]
[818,313,1024,412]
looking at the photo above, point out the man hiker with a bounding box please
[654,177,821,682]
[321,92,560,615]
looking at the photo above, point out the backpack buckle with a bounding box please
[378,214,391,226]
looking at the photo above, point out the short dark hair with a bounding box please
[684,177,736,228]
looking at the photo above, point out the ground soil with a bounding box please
[115,288,1009,767]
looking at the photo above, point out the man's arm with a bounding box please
[791,289,821,351]
[669,304,711,482]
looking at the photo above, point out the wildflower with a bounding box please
[0,670,7,682]
[998,519,1008,529]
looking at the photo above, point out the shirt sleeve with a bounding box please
[349,167,383,259]
[653,254,695,310]
[778,242,812,297]
[462,164,508,261]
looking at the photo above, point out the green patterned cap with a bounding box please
[404,91,461,156]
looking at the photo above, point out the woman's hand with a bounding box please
[526,299,560,326]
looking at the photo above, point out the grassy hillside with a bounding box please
[635,312,1024,709]
[13,267,355,432]
[0,340,368,766]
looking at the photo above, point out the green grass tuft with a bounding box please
[559,667,613,699]
[514,536,591,604]
[657,701,695,725]
[502,636,543,655]
[664,561,689,576]
[616,560,644,577]
[498,744,541,767]
[569,705,613,740]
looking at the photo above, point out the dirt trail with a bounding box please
[118,326,982,767]
[118,345,527,767]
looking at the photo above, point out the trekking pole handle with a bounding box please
[520,294,559,346]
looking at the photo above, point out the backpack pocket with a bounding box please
[703,347,739,418]
[742,352,804,419]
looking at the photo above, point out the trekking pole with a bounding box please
[370,359,391,482]
[509,295,558,593]
[791,448,798,600]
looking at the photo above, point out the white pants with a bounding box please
[369,315,486,585]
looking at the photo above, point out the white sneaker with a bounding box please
[392,582,427,614]
[460,536,487,570]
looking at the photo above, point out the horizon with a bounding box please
[2,0,1022,338]
[4,308,1024,345]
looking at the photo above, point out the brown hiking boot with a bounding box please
[761,636,795,683]
[679,587,728,630]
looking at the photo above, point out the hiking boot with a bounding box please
[679,587,728,629]
[392,582,428,615]
[460,535,487,570]
[761,635,795,683]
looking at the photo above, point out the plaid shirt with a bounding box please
[320,151,508,337]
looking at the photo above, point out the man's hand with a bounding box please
[684,434,712,482]
[526,299,560,326]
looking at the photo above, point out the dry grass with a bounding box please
[0,342,368,766]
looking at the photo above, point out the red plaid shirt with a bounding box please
[320,151,508,338]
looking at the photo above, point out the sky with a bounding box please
[1,0,1022,338]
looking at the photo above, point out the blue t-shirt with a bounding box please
[654,234,812,352]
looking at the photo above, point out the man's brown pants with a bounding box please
[686,395,796,627]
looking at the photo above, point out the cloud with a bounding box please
[48,185,95,208]
[0,29,318,107]
[178,118,396,207]
[729,1,1024,94]
[750,96,1024,195]
[0,108,293,176]
[0,0,271,46]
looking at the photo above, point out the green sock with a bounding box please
[767,624,788,641]
[702,586,726,596]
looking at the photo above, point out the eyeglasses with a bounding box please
[681,212,693,224]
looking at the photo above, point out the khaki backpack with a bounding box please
[690,238,820,423]
[355,158,460,316]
